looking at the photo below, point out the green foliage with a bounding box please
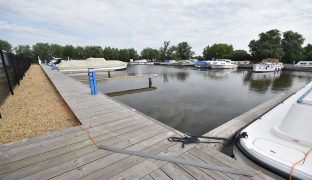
[74,46,86,59]
[159,41,171,61]
[62,45,75,58]
[103,47,119,59]
[303,44,312,61]
[203,43,233,60]
[14,45,34,62]
[249,29,284,61]
[141,48,160,60]
[0,39,12,52]
[85,46,103,58]
[50,44,62,57]
[223,50,251,61]
[128,48,139,60]
[176,42,194,60]
[32,43,51,60]
[282,31,304,63]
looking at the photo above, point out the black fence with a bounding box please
[0,50,31,118]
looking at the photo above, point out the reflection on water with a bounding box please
[83,65,312,135]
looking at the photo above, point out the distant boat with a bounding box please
[130,59,154,65]
[235,81,312,179]
[253,58,283,72]
[57,58,127,72]
[209,59,238,69]
[159,60,177,65]
[194,61,209,68]
[179,60,197,66]
[294,61,312,67]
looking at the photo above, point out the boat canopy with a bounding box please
[194,61,208,65]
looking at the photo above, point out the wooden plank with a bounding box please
[178,153,215,180]
[0,126,81,152]
[80,74,158,82]
[179,152,231,180]
[23,125,166,180]
[80,131,176,180]
[141,175,155,180]
[150,169,171,180]
[161,163,196,180]
[194,147,272,180]
[188,148,250,180]
[0,117,151,172]
[107,143,196,180]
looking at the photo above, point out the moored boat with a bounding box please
[57,58,127,72]
[253,58,283,72]
[194,61,209,68]
[294,61,312,67]
[235,81,312,179]
[209,59,238,69]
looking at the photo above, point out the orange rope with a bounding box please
[289,148,312,180]
[79,125,100,148]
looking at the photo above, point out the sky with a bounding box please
[0,0,311,55]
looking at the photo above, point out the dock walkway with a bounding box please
[0,65,271,180]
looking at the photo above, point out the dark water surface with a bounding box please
[94,65,312,135]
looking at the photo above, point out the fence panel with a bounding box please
[0,50,31,118]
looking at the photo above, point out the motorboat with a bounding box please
[209,59,238,69]
[253,58,283,72]
[235,81,312,179]
[130,59,154,65]
[294,61,312,67]
[159,60,177,65]
[194,61,209,68]
[179,60,197,66]
[57,58,127,72]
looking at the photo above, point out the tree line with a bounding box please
[0,29,311,63]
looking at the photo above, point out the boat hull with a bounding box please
[58,65,128,72]
[253,64,283,72]
[210,64,237,69]
[236,82,312,179]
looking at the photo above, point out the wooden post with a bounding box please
[108,71,111,78]
[148,78,152,88]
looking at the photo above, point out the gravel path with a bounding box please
[0,65,80,144]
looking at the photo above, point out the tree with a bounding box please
[50,44,62,58]
[0,39,12,52]
[15,45,35,62]
[176,42,194,60]
[103,47,119,60]
[119,49,130,61]
[249,29,284,61]
[62,45,75,58]
[223,50,251,61]
[203,43,233,60]
[282,31,304,63]
[159,41,171,61]
[85,46,103,58]
[128,48,139,60]
[303,44,312,61]
[141,48,160,60]
[74,46,86,59]
[32,43,51,60]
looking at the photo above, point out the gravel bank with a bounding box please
[0,64,80,144]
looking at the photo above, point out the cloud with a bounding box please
[0,0,311,55]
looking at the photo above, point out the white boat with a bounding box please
[253,58,283,72]
[235,81,312,179]
[130,59,154,65]
[57,58,127,72]
[159,60,177,65]
[209,59,238,69]
[294,61,312,67]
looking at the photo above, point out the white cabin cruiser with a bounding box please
[253,58,283,72]
[294,61,312,67]
[57,58,127,72]
[209,59,238,69]
[235,81,312,179]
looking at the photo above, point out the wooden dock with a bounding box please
[0,65,272,180]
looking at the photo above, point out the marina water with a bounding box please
[94,65,312,135]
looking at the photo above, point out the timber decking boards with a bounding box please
[0,65,272,180]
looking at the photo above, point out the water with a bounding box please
[91,65,312,135]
